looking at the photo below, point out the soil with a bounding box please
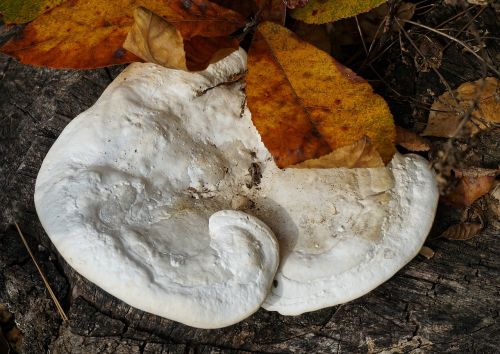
[0,1,499,353]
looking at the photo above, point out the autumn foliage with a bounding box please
[0,0,245,69]
[0,0,397,169]
[246,22,395,168]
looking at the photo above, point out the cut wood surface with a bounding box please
[0,51,499,354]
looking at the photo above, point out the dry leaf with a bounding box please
[359,2,415,42]
[443,170,497,207]
[0,0,245,69]
[290,0,387,24]
[124,7,186,70]
[124,7,238,71]
[0,0,65,24]
[441,223,483,240]
[292,136,384,169]
[246,22,395,168]
[395,126,431,152]
[423,77,500,137]
[419,246,435,259]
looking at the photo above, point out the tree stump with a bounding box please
[1,4,499,352]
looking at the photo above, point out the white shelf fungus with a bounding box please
[35,49,438,327]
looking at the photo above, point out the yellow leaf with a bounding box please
[246,21,395,168]
[0,0,65,24]
[423,77,500,138]
[290,0,387,24]
[292,136,384,169]
[0,0,245,69]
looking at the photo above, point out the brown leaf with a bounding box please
[124,7,238,71]
[292,136,384,169]
[246,22,395,168]
[395,126,431,152]
[0,0,245,69]
[443,172,497,208]
[423,77,500,138]
[441,223,483,240]
[124,7,186,70]
[359,2,415,42]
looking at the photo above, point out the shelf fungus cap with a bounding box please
[259,154,439,315]
[35,48,439,324]
[35,49,280,329]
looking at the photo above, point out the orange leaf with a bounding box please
[0,0,245,69]
[123,7,238,71]
[246,21,395,168]
[444,173,496,207]
[395,126,431,152]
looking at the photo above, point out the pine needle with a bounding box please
[13,222,69,322]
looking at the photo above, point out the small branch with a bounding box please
[400,19,500,76]
[14,222,69,322]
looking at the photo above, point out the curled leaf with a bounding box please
[246,21,395,168]
[292,136,383,169]
[0,0,245,69]
[124,7,238,71]
[290,0,387,24]
[124,7,186,70]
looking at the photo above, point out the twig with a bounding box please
[442,6,486,52]
[13,222,69,322]
[354,15,368,56]
[400,18,500,76]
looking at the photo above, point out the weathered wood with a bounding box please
[1,4,499,353]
